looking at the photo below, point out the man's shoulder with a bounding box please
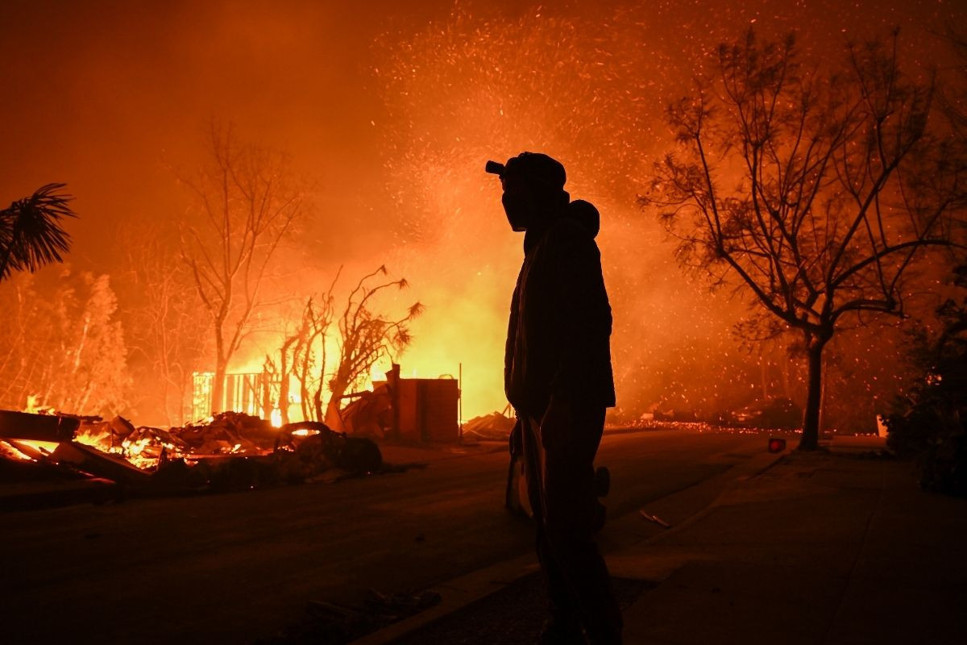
[544,215,599,257]
[549,201,600,242]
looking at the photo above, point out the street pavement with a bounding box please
[0,427,766,644]
[355,436,967,645]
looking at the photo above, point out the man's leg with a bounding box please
[535,524,586,644]
[521,416,585,642]
[541,406,622,644]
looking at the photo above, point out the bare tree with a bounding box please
[264,266,421,428]
[297,285,337,422]
[325,266,423,430]
[1,184,76,281]
[117,220,208,426]
[265,284,336,425]
[642,30,966,449]
[179,123,306,414]
[263,324,304,426]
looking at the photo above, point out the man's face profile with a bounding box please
[501,175,536,232]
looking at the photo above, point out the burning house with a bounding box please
[0,407,386,504]
[190,363,461,442]
[0,360,460,504]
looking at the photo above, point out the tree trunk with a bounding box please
[210,316,228,415]
[325,375,347,431]
[278,374,290,426]
[324,397,344,430]
[176,368,188,426]
[800,339,826,451]
[211,350,227,416]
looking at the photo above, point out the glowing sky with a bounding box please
[1,0,962,422]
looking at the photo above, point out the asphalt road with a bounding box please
[0,428,767,644]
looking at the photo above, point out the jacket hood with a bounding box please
[522,197,600,254]
[565,199,600,238]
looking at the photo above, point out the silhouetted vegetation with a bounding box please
[0,184,75,281]
[643,29,966,450]
[263,265,422,429]
[178,122,307,414]
[887,265,967,496]
[0,270,130,415]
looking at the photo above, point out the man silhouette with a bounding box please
[488,153,622,644]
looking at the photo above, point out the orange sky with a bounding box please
[2,0,962,422]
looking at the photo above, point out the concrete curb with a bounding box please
[633,450,789,547]
[349,554,538,645]
[349,446,789,645]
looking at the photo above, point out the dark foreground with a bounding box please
[361,437,967,645]
[0,428,768,644]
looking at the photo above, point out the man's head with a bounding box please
[486,152,568,232]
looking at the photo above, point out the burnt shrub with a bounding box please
[886,268,967,497]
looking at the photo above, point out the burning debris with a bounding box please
[0,409,383,501]
[74,412,278,469]
[462,409,516,441]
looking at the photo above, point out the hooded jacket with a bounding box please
[504,199,616,419]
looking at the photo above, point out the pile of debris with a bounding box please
[0,410,383,499]
[462,410,516,442]
[73,412,279,469]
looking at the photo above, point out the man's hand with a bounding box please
[540,396,572,452]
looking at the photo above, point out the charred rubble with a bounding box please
[0,409,383,500]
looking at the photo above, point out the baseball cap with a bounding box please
[485,152,566,192]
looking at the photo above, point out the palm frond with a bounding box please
[0,183,77,280]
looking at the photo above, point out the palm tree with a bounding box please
[0,183,76,280]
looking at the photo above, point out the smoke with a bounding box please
[370,3,771,418]
[1,0,962,423]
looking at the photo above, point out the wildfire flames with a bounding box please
[0,411,275,472]
[0,1,962,434]
[0,439,60,462]
[70,413,276,470]
[0,407,386,501]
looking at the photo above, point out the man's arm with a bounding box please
[548,226,613,406]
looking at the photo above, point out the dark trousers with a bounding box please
[522,406,622,644]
